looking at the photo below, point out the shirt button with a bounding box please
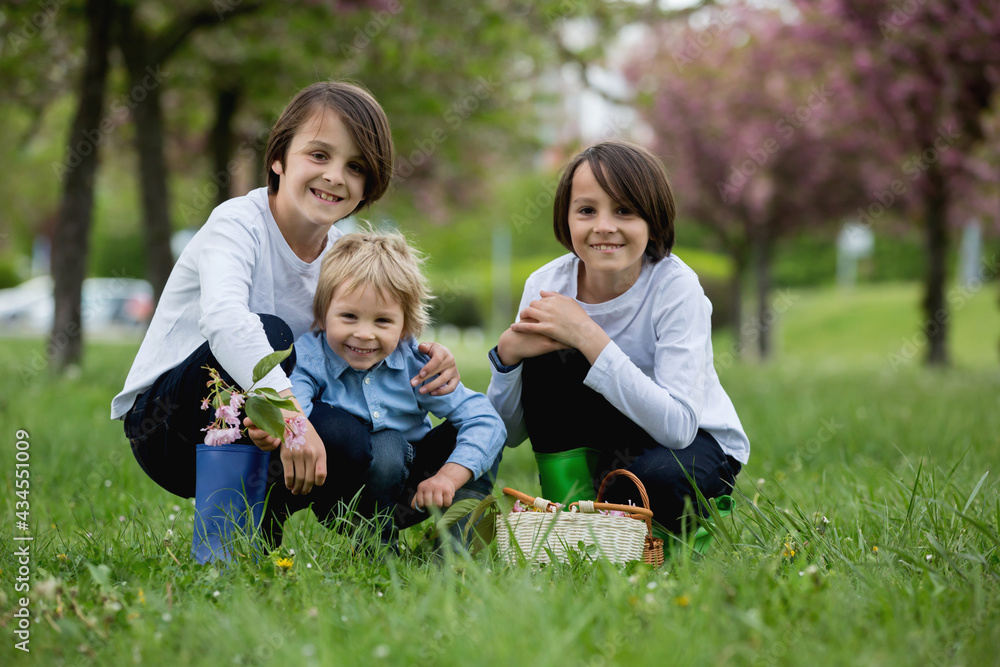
[364,377,371,385]
[373,410,380,419]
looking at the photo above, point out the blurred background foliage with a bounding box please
[0,0,997,366]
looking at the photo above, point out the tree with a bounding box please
[50,0,117,372]
[790,0,1000,365]
[628,7,870,358]
[115,1,262,302]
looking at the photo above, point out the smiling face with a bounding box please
[323,282,405,371]
[568,161,650,300]
[270,107,367,235]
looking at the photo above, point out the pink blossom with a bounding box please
[512,500,527,513]
[216,404,241,427]
[229,392,245,410]
[203,426,240,446]
[283,415,308,451]
[200,398,210,411]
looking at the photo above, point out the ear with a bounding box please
[271,159,284,176]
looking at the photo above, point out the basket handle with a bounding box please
[594,469,655,535]
[501,487,560,512]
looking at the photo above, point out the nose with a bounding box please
[354,322,376,340]
[593,211,617,233]
[323,160,345,185]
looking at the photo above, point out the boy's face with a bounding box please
[324,283,405,371]
[568,161,649,293]
[271,108,367,233]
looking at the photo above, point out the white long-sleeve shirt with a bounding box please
[487,253,750,464]
[111,188,344,419]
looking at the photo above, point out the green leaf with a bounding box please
[434,498,481,532]
[245,395,285,441]
[254,387,284,400]
[252,346,293,385]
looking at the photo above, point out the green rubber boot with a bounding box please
[534,448,600,505]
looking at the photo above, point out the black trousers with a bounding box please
[521,350,741,534]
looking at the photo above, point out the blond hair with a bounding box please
[313,229,432,339]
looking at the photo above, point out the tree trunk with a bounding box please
[922,163,950,366]
[752,227,773,360]
[50,0,115,372]
[211,85,242,208]
[118,6,173,303]
[728,243,748,356]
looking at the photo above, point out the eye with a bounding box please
[376,317,394,325]
[339,312,356,320]
[311,152,327,161]
[348,162,366,175]
[578,206,596,215]
[616,206,634,216]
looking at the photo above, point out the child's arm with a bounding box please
[412,463,472,510]
[511,279,712,450]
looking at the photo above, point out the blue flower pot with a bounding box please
[192,443,270,564]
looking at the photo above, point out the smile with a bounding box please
[346,345,377,355]
[591,244,623,251]
[312,189,344,203]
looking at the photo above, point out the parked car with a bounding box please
[0,275,153,337]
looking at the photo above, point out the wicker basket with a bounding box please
[496,469,664,567]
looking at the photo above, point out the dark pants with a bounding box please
[305,404,499,532]
[521,350,741,534]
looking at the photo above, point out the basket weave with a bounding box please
[496,469,664,567]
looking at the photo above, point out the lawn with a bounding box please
[1,281,998,666]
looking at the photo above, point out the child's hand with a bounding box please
[496,326,569,366]
[412,341,461,395]
[244,406,327,496]
[512,291,611,364]
[244,417,282,451]
[412,463,473,511]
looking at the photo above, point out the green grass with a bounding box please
[1,281,999,665]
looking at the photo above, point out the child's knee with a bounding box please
[366,429,410,493]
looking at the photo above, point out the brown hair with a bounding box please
[264,81,394,216]
[313,229,432,340]
[552,141,675,261]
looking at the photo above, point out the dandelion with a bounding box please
[674,594,691,607]
[782,542,796,558]
[872,546,879,553]
[138,588,146,606]
[56,554,68,562]
[275,557,294,571]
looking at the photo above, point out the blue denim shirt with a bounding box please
[290,330,505,479]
